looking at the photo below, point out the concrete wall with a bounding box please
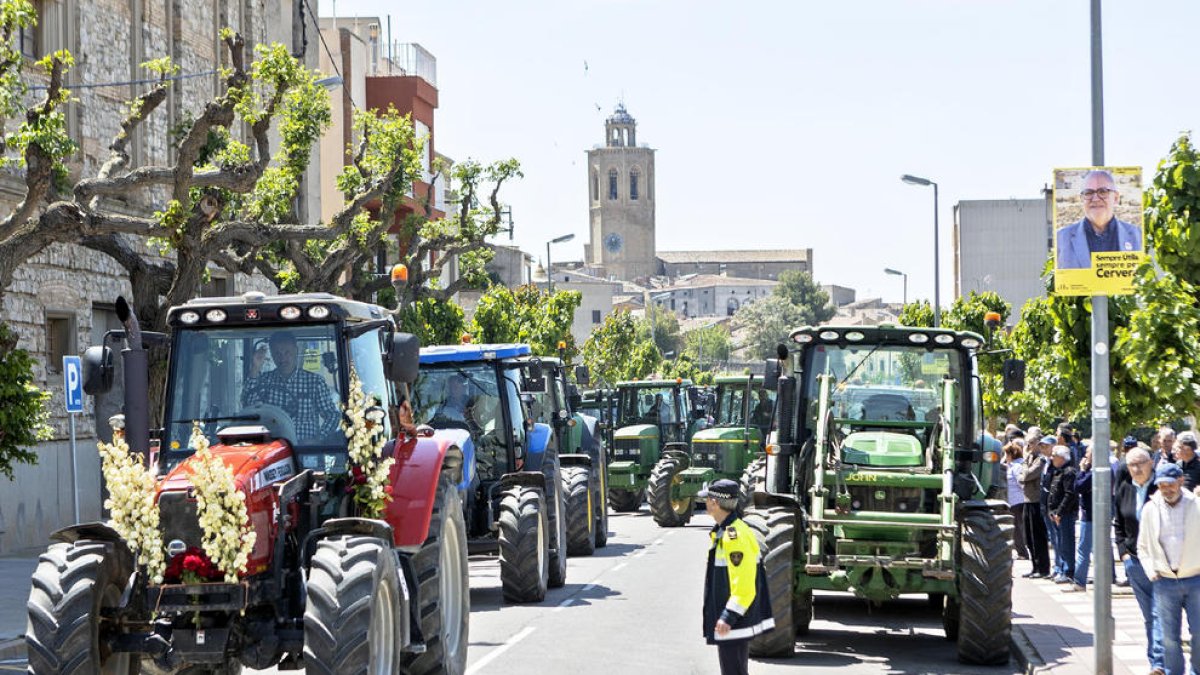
[659,257,811,281]
[586,144,656,281]
[557,281,614,347]
[954,198,1051,321]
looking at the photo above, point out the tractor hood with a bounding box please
[614,423,659,440]
[158,439,295,494]
[691,426,758,443]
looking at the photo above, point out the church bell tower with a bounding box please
[584,104,656,281]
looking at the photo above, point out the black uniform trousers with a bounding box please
[717,639,750,675]
[1023,500,1051,575]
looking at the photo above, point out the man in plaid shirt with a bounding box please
[242,332,340,441]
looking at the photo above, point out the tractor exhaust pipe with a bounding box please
[115,296,150,460]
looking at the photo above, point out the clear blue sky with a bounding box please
[329,0,1199,307]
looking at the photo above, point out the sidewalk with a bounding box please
[0,556,38,661]
[1010,557,1190,674]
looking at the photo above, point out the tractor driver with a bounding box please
[243,331,340,441]
[436,375,473,423]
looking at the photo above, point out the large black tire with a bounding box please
[563,466,596,556]
[739,455,768,510]
[594,472,609,549]
[498,486,549,603]
[304,535,401,674]
[608,487,644,512]
[542,451,568,589]
[647,457,692,527]
[955,508,1013,665]
[25,540,139,675]
[744,506,797,657]
[401,474,469,675]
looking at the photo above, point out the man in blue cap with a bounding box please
[1139,462,1200,675]
[700,478,774,675]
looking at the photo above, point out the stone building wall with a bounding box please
[0,0,301,554]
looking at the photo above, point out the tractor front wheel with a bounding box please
[498,486,549,603]
[647,457,692,527]
[607,487,644,512]
[26,540,138,675]
[543,451,568,589]
[563,466,596,556]
[744,506,797,658]
[304,534,402,674]
[955,508,1013,664]
[739,455,767,510]
[401,473,469,675]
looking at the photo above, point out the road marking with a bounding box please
[553,597,576,612]
[633,549,648,558]
[582,583,597,591]
[612,562,628,571]
[653,537,664,545]
[465,626,536,675]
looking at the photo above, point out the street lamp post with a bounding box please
[884,267,908,306]
[900,174,940,326]
[545,233,575,293]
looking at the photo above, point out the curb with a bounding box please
[1010,624,1047,675]
[0,637,23,662]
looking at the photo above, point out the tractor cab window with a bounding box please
[749,387,776,430]
[166,324,344,457]
[619,386,679,427]
[716,385,747,427]
[412,363,511,477]
[803,343,961,466]
[348,328,393,440]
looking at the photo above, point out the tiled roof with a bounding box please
[657,249,812,264]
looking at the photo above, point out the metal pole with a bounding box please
[69,412,79,523]
[903,273,908,306]
[1090,0,1112,672]
[932,182,941,327]
[547,242,554,293]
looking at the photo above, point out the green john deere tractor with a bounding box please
[647,375,775,527]
[746,323,1019,665]
[605,379,705,512]
[518,356,610,556]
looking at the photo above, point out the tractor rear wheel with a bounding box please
[744,506,797,657]
[25,540,138,675]
[955,507,1013,664]
[594,472,609,549]
[647,457,692,527]
[542,451,568,589]
[304,534,401,675]
[563,466,596,556]
[498,486,549,603]
[739,455,767,510]
[607,487,643,512]
[401,473,469,675]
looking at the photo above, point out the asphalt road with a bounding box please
[3,506,1023,674]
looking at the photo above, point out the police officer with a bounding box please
[700,479,775,675]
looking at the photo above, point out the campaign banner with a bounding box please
[1053,166,1144,296]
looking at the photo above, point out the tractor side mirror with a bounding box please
[82,345,114,395]
[523,372,546,392]
[763,358,781,391]
[574,365,590,386]
[568,393,583,410]
[385,332,421,384]
[1002,359,1026,392]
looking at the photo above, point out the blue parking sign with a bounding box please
[63,355,83,413]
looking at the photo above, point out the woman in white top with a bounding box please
[1004,440,1030,560]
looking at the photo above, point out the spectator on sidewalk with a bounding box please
[1048,446,1080,584]
[1065,447,1094,592]
[1114,448,1166,674]
[1174,431,1200,494]
[1004,440,1030,560]
[1155,426,1177,465]
[1020,435,1053,578]
[1138,462,1200,675]
[1058,423,1084,467]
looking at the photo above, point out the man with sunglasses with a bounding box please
[1055,169,1142,269]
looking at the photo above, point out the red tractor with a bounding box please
[25,293,469,674]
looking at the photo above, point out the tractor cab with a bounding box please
[414,343,570,601]
[605,379,692,512]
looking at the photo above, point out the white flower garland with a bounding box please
[188,424,256,582]
[97,419,165,583]
[343,368,395,518]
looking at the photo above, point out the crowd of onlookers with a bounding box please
[998,423,1200,675]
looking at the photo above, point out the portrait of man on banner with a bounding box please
[1052,166,1144,297]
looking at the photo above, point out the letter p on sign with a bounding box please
[63,355,83,413]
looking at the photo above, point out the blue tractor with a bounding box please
[413,344,568,603]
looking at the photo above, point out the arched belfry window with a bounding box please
[630,169,640,200]
[608,169,618,200]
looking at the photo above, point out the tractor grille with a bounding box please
[611,439,642,462]
[158,490,203,550]
[846,486,925,514]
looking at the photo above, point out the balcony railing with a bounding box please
[369,42,437,87]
